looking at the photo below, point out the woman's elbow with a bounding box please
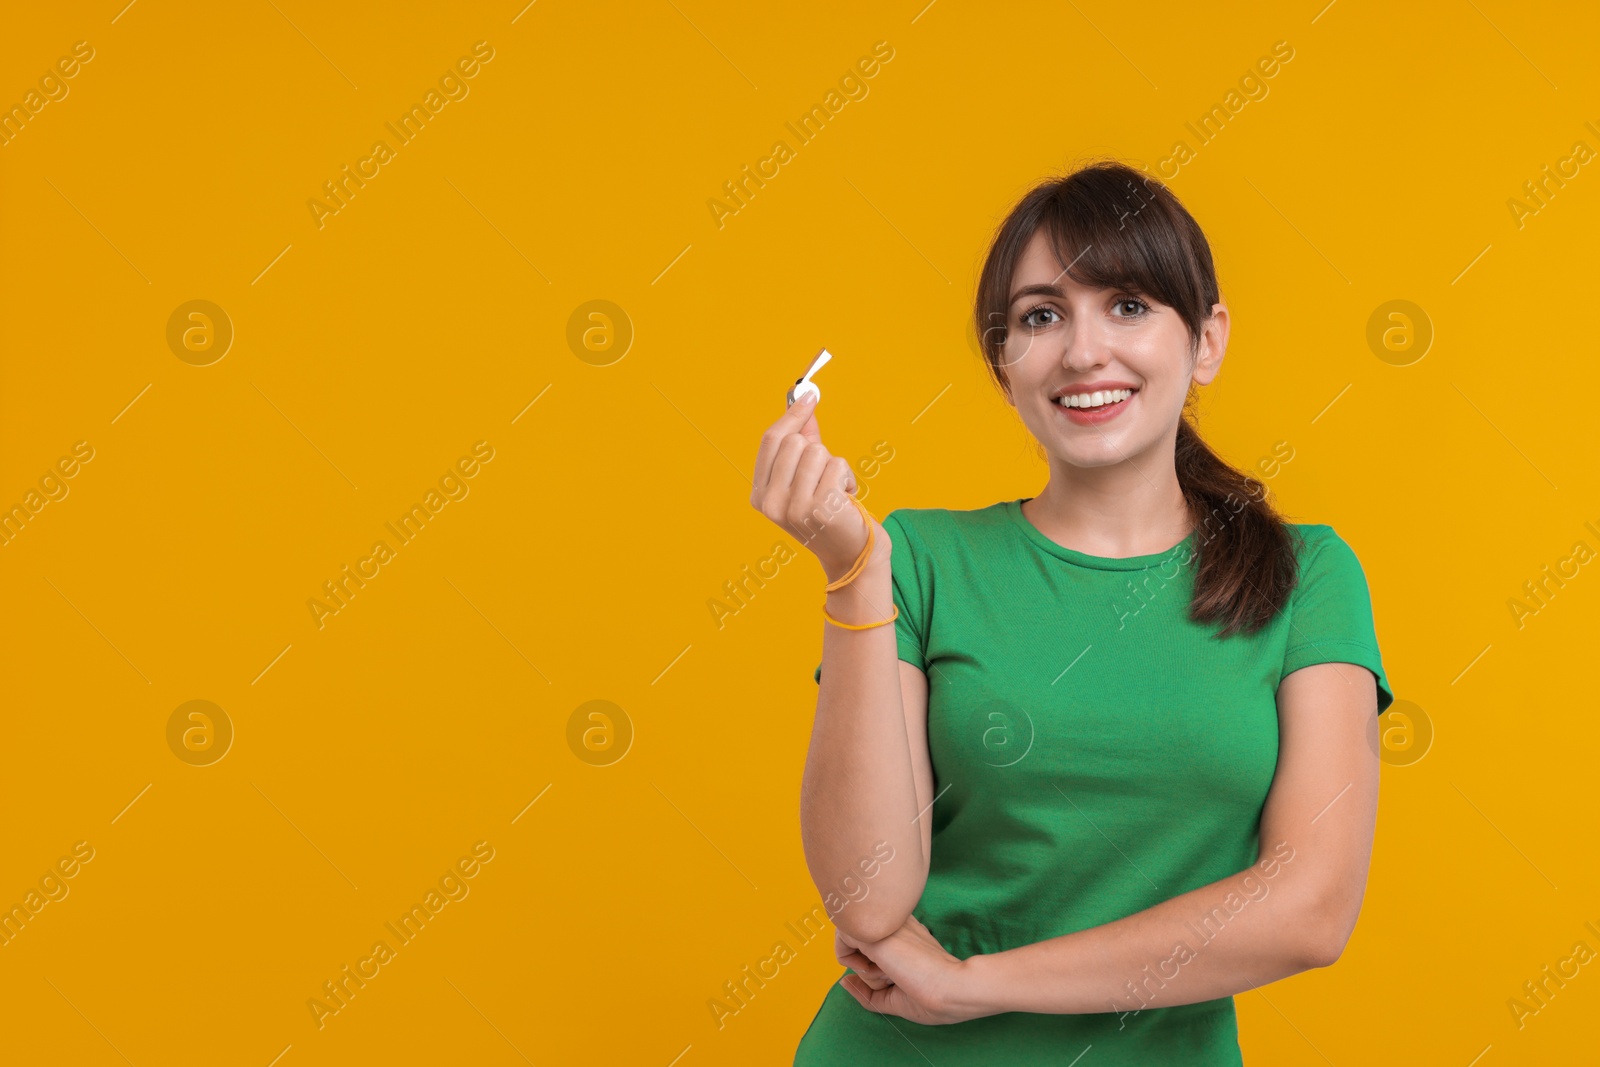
[831,889,923,944]
[836,907,909,946]
[1298,929,1346,970]
[1298,900,1360,969]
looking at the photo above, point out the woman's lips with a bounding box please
[1053,389,1136,425]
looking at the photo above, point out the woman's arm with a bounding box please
[802,543,935,945]
[750,397,935,947]
[950,659,1381,1017]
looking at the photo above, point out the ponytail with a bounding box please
[1174,415,1296,636]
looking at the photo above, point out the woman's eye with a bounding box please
[1020,306,1059,328]
[1114,298,1150,317]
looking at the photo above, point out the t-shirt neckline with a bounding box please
[1005,497,1197,571]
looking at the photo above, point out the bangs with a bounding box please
[1035,181,1199,316]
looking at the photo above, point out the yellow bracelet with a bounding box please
[824,495,878,592]
[823,603,899,630]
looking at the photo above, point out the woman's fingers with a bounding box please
[855,972,894,990]
[788,441,834,517]
[794,403,820,444]
[842,959,892,989]
[839,974,914,1017]
[749,394,871,574]
[838,951,892,989]
[829,454,857,496]
[835,930,893,988]
[762,432,815,518]
[752,393,820,492]
[839,973,876,1008]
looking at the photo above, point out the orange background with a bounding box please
[2,1,1597,1063]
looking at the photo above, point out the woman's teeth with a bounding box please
[1054,388,1134,409]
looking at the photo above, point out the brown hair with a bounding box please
[973,159,1296,637]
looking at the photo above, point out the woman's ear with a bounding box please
[1191,302,1229,386]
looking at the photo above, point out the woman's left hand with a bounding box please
[837,915,993,1026]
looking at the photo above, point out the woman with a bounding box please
[750,160,1394,1065]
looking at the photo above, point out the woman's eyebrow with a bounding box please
[1009,282,1064,306]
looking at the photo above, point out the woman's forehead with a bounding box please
[1014,239,1104,290]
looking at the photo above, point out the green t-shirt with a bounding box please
[796,498,1393,1066]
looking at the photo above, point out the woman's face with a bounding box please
[997,228,1227,470]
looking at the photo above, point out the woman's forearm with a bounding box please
[800,549,927,944]
[958,843,1332,1018]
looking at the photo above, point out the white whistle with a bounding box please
[786,347,833,407]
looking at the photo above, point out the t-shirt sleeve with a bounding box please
[1279,525,1394,714]
[814,508,928,683]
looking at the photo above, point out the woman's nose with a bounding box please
[1060,324,1108,370]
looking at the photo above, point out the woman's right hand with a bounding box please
[835,925,894,990]
[750,393,888,581]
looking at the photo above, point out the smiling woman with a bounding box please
[760,160,1394,1066]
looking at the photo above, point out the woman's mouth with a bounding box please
[1052,387,1136,425]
